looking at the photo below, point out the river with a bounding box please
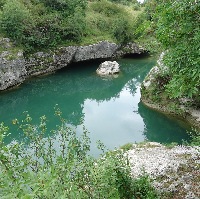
[0,56,190,156]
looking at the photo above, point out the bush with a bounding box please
[155,0,200,99]
[109,0,138,6]
[88,0,134,44]
[0,0,87,53]
[0,0,138,52]
[90,0,126,17]
[112,16,134,44]
[0,111,158,198]
[61,8,87,42]
[0,0,31,42]
[132,3,141,11]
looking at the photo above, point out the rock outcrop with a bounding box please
[127,142,200,199]
[0,38,27,90]
[142,52,168,89]
[0,39,146,90]
[96,61,120,76]
[141,52,200,130]
[25,46,78,76]
[115,42,145,57]
[74,41,118,62]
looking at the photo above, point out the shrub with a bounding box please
[61,8,87,42]
[90,0,134,44]
[155,0,200,99]
[112,15,134,44]
[132,3,141,11]
[109,0,138,6]
[0,0,31,43]
[90,0,126,17]
[0,0,87,53]
[0,111,158,198]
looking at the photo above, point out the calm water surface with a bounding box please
[0,57,190,156]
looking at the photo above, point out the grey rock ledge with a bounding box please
[0,39,145,91]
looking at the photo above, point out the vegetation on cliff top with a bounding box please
[155,0,200,102]
[139,0,200,107]
[0,0,142,54]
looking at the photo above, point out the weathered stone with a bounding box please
[25,46,78,76]
[127,143,200,198]
[96,61,120,76]
[0,38,11,49]
[74,41,119,62]
[142,52,168,89]
[53,46,78,68]
[114,42,145,58]
[0,39,145,90]
[0,55,27,90]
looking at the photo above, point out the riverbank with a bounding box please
[140,53,200,131]
[127,142,200,198]
[0,38,145,91]
[141,98,200,131]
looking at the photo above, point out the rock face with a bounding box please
[0,39,146,90]
[142,52,168,89]
[96,61,120,76]
[25,46,78,76]
[0,38,27,90]
[74,41,118,62]
[115,42,145,57]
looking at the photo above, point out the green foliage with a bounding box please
[109,0,138,6]
[40,0,87,12]
[0,111,158,198]
[90,0,125,17]
[132,3,141,11]
[112,15,134,44]
[133,12,152,39]
[131,1,161,53]
[0,0,139,53]
[120,142,134,151]
[87,0,135,44]
[155,0,200,99]
[0,0,30,42]
[188,130,200,146]
[0,0,87,53]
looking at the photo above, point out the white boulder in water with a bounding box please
[96,61,120,76]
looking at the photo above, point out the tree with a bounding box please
[155,0,200,100]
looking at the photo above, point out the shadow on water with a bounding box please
[0,57,191,153]
[138,102,191,144]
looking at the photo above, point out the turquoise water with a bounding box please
[0,57,190,156]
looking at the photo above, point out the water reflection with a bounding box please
[0,57,191,152]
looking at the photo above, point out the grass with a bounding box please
[83,0,142,45]
[0,0,144,54]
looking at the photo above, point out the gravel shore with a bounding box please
[127,142,200,198]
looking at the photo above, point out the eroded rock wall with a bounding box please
[0,38,27,90]
[0,39,145,90]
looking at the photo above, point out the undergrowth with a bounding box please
[0,108,159,198]
[0,0,142,54]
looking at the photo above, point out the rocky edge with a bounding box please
[0,38,144,91]
[127,142,200,199]
[141,52,200,130]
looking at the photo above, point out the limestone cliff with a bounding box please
[0,39,145,90]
